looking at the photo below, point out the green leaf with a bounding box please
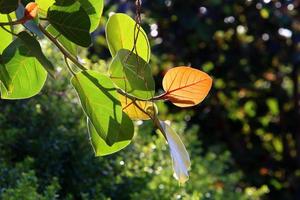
[46,24,78,56]
[87,112,134,156]
[71,70,124,146]
[37,0,103,32]
[47,1,91,47]
[109,49,155,100]
[0,0,18,14]
[17,31,55,77]
[78,0,104,32]
[0,55,12,92]
[106,13,151,62]
[0,14,13,53]
[0,38,47,99]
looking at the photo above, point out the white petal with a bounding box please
[160,121,191,184]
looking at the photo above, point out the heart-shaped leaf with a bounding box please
[106,13,151,62]
[48,1,91,47]
[109,49,155,100]
[71,70,123,146]
[87,112,134,156]
[161,66,212,107]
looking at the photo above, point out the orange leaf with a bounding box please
[161,66,212,107]
[24,2,38,20]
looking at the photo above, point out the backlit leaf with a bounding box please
[48,1,91,47]
[78,0,104,32]
[119,94,156,120]
[0,38,47,99]
[159,120,191,184]
[0,56,12,92]
[109,49,155,100]
[37,0,103,32]
[71,70,123,146]
[161,66,212,107]
[106,13,151,62]
[17,31,55,77]
[46,24,78,56]
[0,14,13,53]
[87,112,134,156]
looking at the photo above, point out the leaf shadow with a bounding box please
[82,71,132,146]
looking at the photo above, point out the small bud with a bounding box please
[24,2,38,20]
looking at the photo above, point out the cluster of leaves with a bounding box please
[0,71,267,199]
[0,0,213,183]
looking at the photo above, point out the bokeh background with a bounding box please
[1,0,300,199]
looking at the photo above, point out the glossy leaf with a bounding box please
[106,13,151,62]
[109,49,155,100]
[46,24,78,56]
[0,14,13,53]
[119,94,156,120]
[48,1,91,47]
[78,0,104,32]
[87,112,134,156]
[161,66,212,107]
[0,38,47,99]
[0,0,18,14]
[159,120,191,184]
[71,70,123,146]
[17,31,55,77]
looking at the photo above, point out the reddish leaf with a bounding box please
[160,66,212,107]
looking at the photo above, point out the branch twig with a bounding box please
[38,24,87,71]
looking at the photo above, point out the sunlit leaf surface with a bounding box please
[162,66,212,107]
[106,13,151,62]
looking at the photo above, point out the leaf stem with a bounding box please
[64,56,76,76]
[0,20,23,26]
[116,88,149,101]
[38,24,87,71]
